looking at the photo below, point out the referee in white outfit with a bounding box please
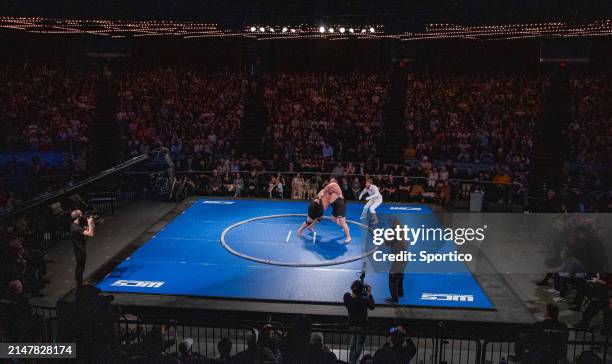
[358,178,383,225]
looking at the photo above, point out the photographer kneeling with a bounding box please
[344,280,375,364]
[70,210,95,288]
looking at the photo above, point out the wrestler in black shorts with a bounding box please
[331,197,346,218]
[308,198,324,221]
[298,198,324,236]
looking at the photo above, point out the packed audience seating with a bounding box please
[116,69,247,165]
[568,75,612,167]
[0,66,610,216]
[262,72,389,162]
[0,64,95,154]
[0,64,91,215]
[401,73,542,202]
[403,73,545,166]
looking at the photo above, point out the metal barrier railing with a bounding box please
[2,186,143,255]
[168,169,529,207]
[115,315,275,359]
[481,329,606,364]
[311,322,482,364]
[3,305,612,364]
[0,305,59,343]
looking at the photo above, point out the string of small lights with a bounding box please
[400,20,612,40]
[0,16,611,40]
[244,24,386,40]
[0,17,227,38]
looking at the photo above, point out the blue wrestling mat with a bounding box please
[96,198,493,309]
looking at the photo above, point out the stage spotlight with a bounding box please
[269,28,275,32]
[329,28,334,33]
[290,28,296,33]
[369,27,375,33]
[349,28,354,33]
[361,29,366,33]
[259,27,265,32]
[340,27,346,33]
[282,27,288,33]
[319,26,325,33]
[250,26,256,32]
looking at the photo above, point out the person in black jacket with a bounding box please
[515,304,568,364]
[344,280,375,364]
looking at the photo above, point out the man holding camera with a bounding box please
[70,210,95,288]
[344,280,375,364]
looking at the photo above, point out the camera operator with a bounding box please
[344,279,375,364]
[70,210,95,288]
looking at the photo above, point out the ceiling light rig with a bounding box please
[0,16,239,38]
[400,20,612,41]
[244,24,386,39]
[0,17,610,41]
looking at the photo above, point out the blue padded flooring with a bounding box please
[97,198,493,309]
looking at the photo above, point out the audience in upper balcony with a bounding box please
[0,64,610,216]
[569,75,611,166]
[404,73,545,167]
[0,64,95,155]
[262,72,389,163]
[116,69,247,166]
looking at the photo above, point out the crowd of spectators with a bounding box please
[261,72,389,162]
[174,155,533,209]
[0,64,95,155]
[403,73,545,167]
[115,317,419,363]
[0,232,48,341]
[116,69,247,165]
[568,75,612,167]
[0,65,610,215]
[0,64,91,216]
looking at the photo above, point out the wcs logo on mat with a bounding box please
[202,201,235,205]
[111,280,165,288]
[420,293,474,302]
[389,207,422,211]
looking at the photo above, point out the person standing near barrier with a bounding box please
[70,210,95,288]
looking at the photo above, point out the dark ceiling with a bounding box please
[1,0,611,32]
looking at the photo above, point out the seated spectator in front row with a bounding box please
[537,247,587,301]
[280,314,312,362]
[383,326,417,364]
[129,327,180,364]
[216,337,232,361]
[0,280,44,341]
[515,304,568,364]
[308,332,338,363]
[570,273,612,312]
[177,338,207,364]
[554,248,587,301]
[232,326,281,363]
[573,274,612,333]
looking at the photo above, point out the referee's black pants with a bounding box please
[73,245,87,287]
[389,272,405,302]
